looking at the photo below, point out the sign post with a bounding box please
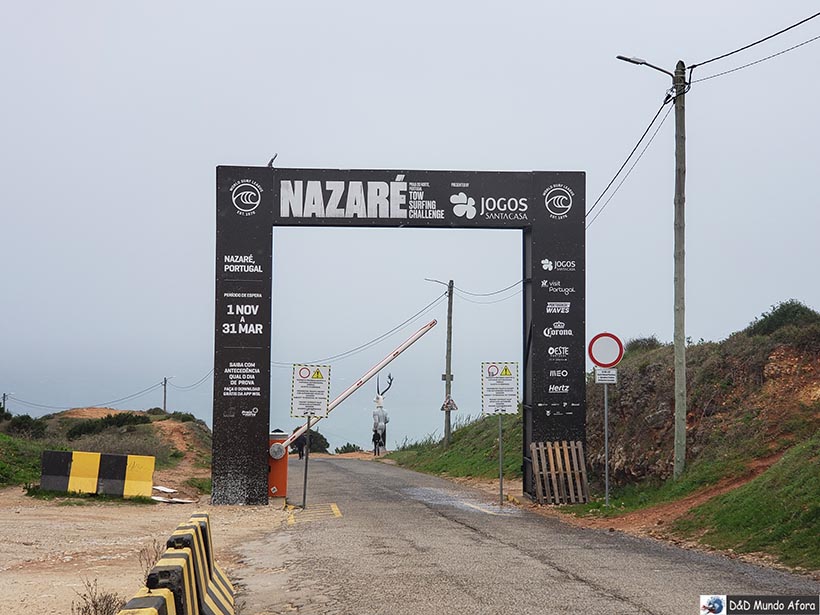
[588,333,624,507]
[291,364,331,509]
[481,362,519,506]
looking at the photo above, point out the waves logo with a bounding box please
[543,184,574,220]
[231,179,263,216]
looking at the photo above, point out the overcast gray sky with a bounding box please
[2,2,818,451]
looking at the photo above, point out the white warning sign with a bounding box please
[291,364,331,418]
[481,361,519,415]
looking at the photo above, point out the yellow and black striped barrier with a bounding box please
[188,512,235,600]
[117,587,177,615]
[40,450,154,498]
[118,512,234,615]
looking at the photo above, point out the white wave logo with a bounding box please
[543,184,574,219]
[450,192,477,219]
[231,180,262,214]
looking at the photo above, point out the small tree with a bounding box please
[307,429,330,453]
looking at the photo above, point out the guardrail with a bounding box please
[117,512,235,615]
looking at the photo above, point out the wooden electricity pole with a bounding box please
[673,60,687,479]
[163,377,168,413]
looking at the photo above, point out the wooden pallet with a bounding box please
[530,440,589,505]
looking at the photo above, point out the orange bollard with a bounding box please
[268,429,289,500]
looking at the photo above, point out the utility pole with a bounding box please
[443,279,454,448]
[163,377,168,413]
[673,60,687,479]
[616,54,689,479]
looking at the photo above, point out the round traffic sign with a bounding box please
[588,332,624,368]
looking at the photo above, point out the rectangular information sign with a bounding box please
[595,367,617,384]
[481,362,519,415]
[291,364,331,418]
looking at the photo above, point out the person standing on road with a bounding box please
[292,428,307,460]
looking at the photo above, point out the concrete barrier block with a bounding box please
[118,587,177,615]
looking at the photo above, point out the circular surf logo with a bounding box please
[543,184,574,220]
[231,180,262,215]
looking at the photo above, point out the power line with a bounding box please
[586,103,674,230]
[692,33,820,83]
[169,369,215,391]
[271,292,447,367]
[9,381,164,411]
[453,279,522,297]
[586,98,672,220]
[454,288,523,305]
[689,11,820,69]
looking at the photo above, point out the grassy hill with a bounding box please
[0,407,212,493]
[389,412,523,478]
[388,300,820,571]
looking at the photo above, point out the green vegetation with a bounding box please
[0,432,56,486]
[335,442,363,454]
[745,299,820,336]
[25,485,155,505]
[623,335,663,357]
[66,413,151,440]
[185,477,212,494]
[5,414,48,439]
[673,432,820,570]
[389,412,523,479]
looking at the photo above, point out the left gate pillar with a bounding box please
[212,166,274,504]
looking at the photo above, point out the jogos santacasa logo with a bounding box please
[230,179,263,216]
[543,184,574,220]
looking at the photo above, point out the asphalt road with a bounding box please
[235,457,819,615]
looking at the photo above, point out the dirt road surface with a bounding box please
[0,487,286,614]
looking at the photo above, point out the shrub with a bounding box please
[66,413,150,440]
[70,578,124,615]
[624,336,663,354]
[145,407,166,416]
[167,411,196,423]
[6,414,47,439]
[745,300,820,336]
[334,442,363,454]
[772,322,820,353]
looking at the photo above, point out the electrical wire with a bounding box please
[689,11,820,69]
[169,369,215,391]
[692,33,820,83]
[585,98,672,220]
[9,381,164,411]
[271,292,447,367]
[453,280,522,297]
[454,288,523,305]
[586,103,674,230]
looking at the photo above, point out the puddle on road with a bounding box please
[402,487,522,517]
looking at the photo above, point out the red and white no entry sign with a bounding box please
[588,332,624,368]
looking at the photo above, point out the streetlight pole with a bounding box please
[443,279,454,448]
[617,55,688,479]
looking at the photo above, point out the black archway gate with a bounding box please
[213,166,585,504]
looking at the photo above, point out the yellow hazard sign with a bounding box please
[312,369,324,379]
[500,365,512,377]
